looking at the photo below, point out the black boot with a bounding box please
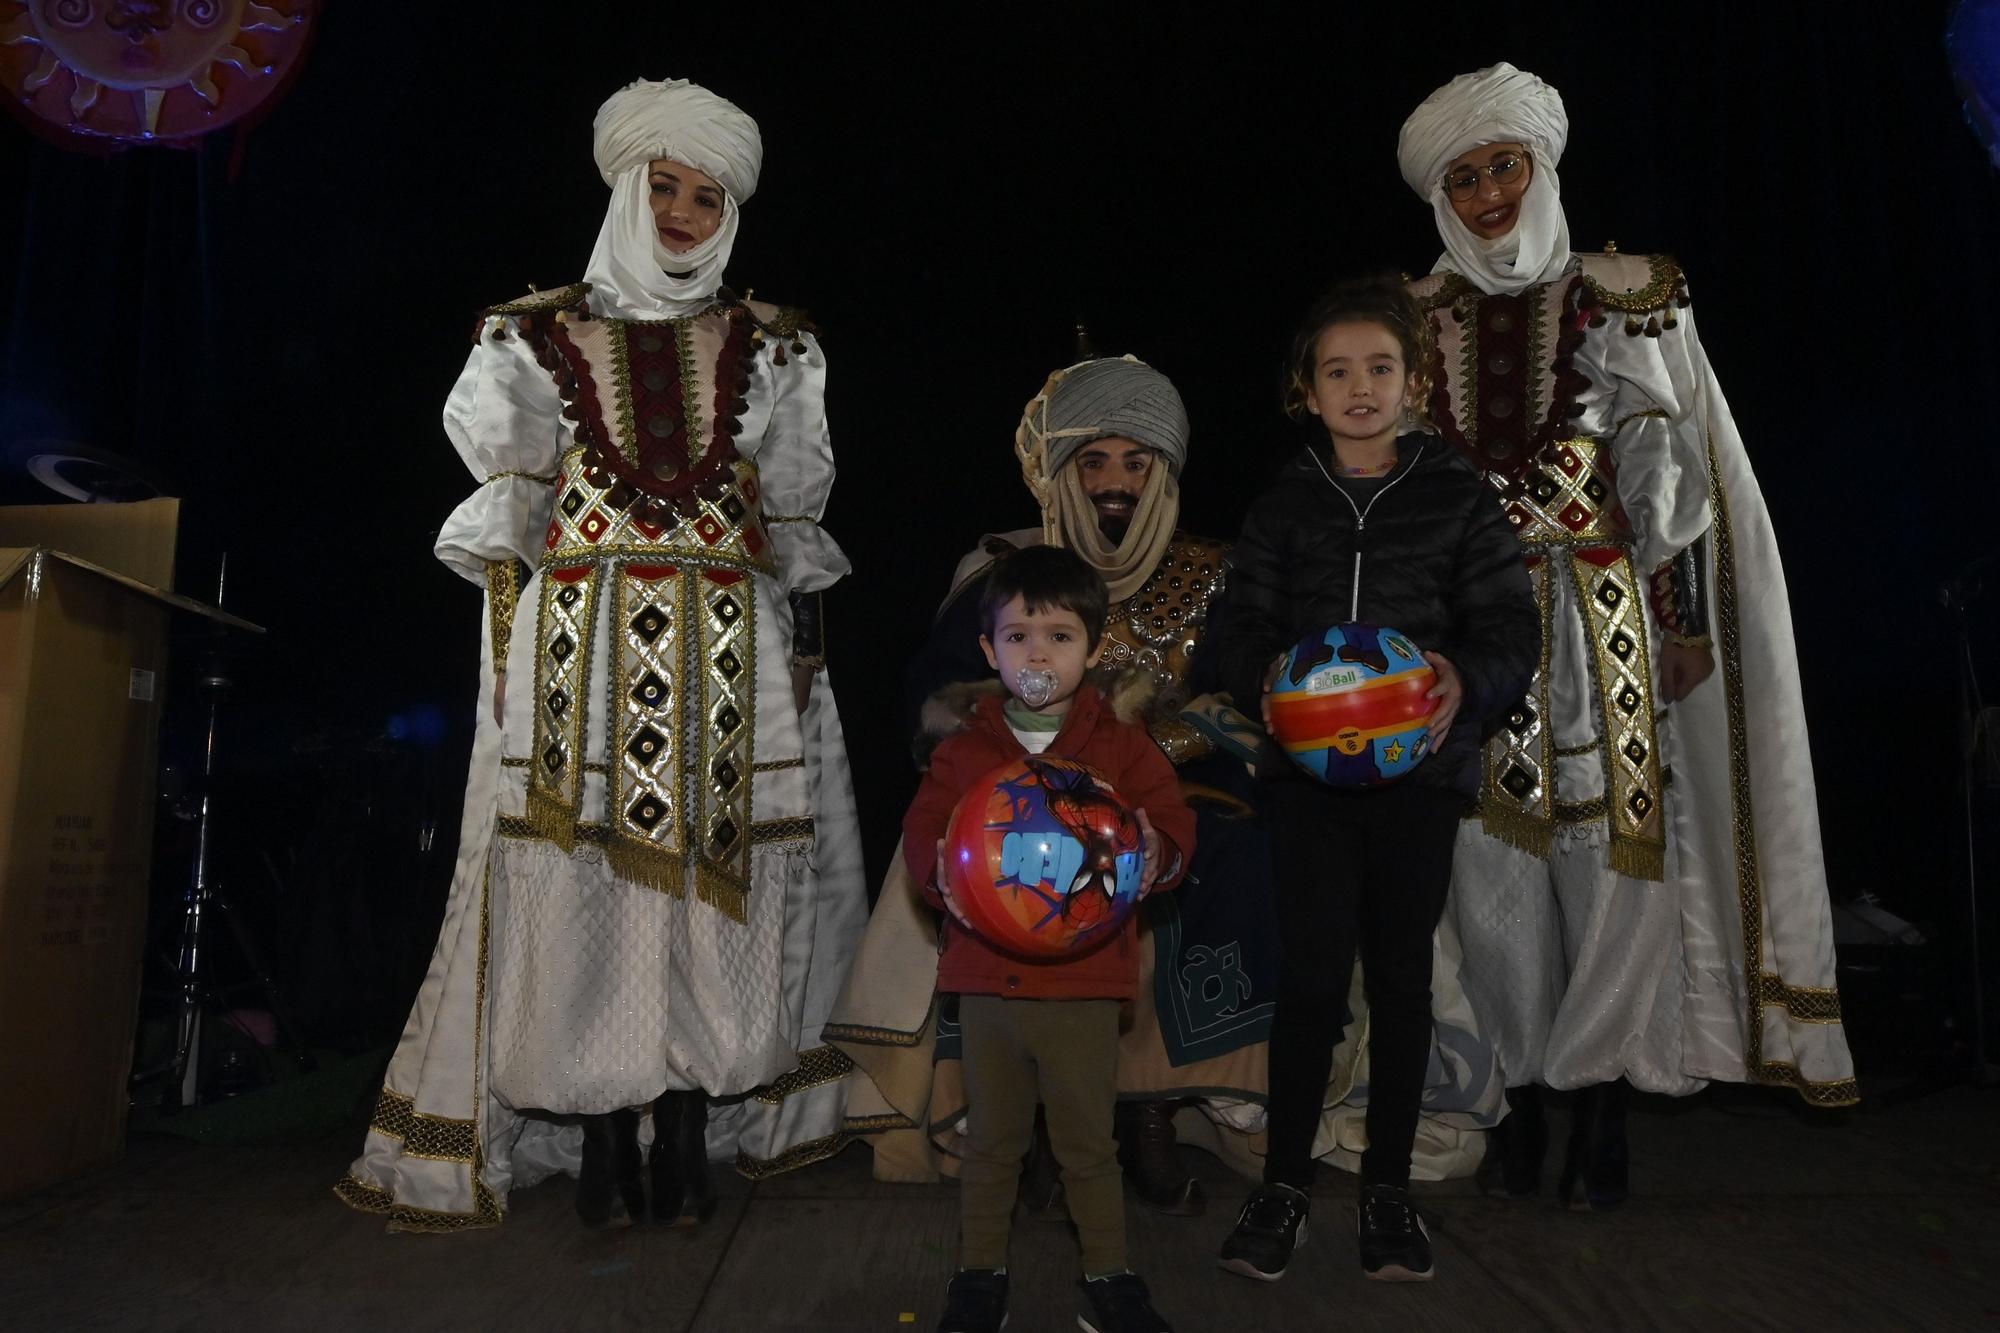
[1479,1085,1547,1198]
[1116,1099,1206,1216]
[667,1089,718,1228]
[1556,1081,1631,1211]
[576,1108,644,1228]
[648,1091,685,1223]
[1586,1078,1629,1209]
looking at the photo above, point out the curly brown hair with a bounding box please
[1281,273,1435,426]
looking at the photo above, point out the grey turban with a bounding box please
[1397,62,1568,199]
[593,78,763,202]
[1040,356,1190,477]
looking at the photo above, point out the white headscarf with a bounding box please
[584,78,764,319]
[1397,63,1572,296]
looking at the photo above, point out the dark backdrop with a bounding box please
[3,3,1996,1042]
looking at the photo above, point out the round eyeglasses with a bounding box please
[1443,151,1530,202]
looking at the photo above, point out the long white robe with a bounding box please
[1442,254,1854,1104]
[336,302,867,1231]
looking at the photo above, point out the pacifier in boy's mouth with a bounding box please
[1015,668,1060,708]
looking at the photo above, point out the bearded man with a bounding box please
[829,355,1504,1212]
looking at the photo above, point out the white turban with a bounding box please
[584,79,764,319]
[1397,63,1573,296]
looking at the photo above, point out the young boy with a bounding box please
[907,545,1195,1333]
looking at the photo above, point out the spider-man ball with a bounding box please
[941,756,1146,958]
[1266,623,1438,787]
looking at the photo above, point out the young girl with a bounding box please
[1214,275,1537,1282]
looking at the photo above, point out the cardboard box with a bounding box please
[0,500,259,1198]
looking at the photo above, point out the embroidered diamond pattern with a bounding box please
[631,670,669,709]
[631,606,668,644]
[626,725,667,765]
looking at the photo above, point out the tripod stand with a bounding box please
[131,559,309,1109]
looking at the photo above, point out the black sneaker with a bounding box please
[1217,1182,1309,1281]
[936,1268,1009,1333]
[1078,1272,1172,1333]
[1357,1183,1434,1282]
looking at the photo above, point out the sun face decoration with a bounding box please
[1,1,313,144]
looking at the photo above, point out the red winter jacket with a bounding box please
[902,685,1195,1001]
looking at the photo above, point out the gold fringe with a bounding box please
[692,859,750,925]
[1609,832,1666,883]
[1474,802,1555,860]
[602,834,688,898]
[522,784,579,855]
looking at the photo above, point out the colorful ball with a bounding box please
[1266,624,1438,788]
[942,756,1146,959]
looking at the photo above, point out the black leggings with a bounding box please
[1261,780,1462,1191]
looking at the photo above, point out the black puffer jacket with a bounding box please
[1219,433,1539,797]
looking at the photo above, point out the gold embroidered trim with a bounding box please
[1708,435,1852,1099]
[1563,552,1666,881]
[1097,533,1228,695]
[1612,409,1670,436]
[843,1111,917,1133]
[751,1045,856,1105]
[502,755,610,775]
[1755,1062,1860,1108]
[486,561,520,664]
[484,470,558,485]
[1150,717,1214,765]
[525,565,601,854]
[735,1130,848,1180]
[764,513,818,524]
[823,1019,928,1049]
[364,1087,478,1163]
[483,281,591,317]
[605,564,688,896]
[753,757,804,772]
[1579,253,1684,313]
[1757,974,1844,1024]
[333,1174,393,1214]
[498,814,813,850]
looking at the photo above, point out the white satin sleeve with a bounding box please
[434,329,568,585]
[743,330,852,594]
[1584,314,1714,575]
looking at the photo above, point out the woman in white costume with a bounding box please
[336,78,866,1231]
[1397,64,1855,1205]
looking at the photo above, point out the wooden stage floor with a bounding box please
[4,1079,1997,1331]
